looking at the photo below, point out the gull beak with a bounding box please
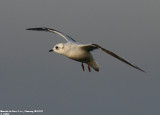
[49,49,53,52]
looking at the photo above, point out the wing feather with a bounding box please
[80,44,145,72]
[26,27,76,42]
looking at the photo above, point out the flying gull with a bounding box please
[26,27,145,72]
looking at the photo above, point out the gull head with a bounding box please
[49,43,65,55]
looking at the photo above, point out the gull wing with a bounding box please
[80,44,145,72]
[26,27,76,42]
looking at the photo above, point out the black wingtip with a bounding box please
[26,28,38,30]
[26,27,57,33]
[130,64,146,73]
[26,27,47,31]
[139,69,146,73]
[136,68,146,73]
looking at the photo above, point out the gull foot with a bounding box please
[81,63,85,71]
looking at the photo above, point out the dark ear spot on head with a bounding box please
[62,46,64,49]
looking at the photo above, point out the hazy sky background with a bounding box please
[0,0,160,115]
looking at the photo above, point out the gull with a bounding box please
[26,27,145,72]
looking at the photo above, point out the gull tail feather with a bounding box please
[88,60,99,72]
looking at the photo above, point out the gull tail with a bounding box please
[88,60,99,72]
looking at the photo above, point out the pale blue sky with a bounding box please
[0,0,160,115]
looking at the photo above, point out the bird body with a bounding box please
[26,27,145,72]
[52,42,99,71]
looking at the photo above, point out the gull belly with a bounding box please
[66,46,93,63]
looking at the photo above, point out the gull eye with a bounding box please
[55,46,59,50]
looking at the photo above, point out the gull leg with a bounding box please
[81,63,85,71]
[88,64,91,72]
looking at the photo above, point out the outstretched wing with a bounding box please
[79,44,145,72]
[26,27,76,42]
